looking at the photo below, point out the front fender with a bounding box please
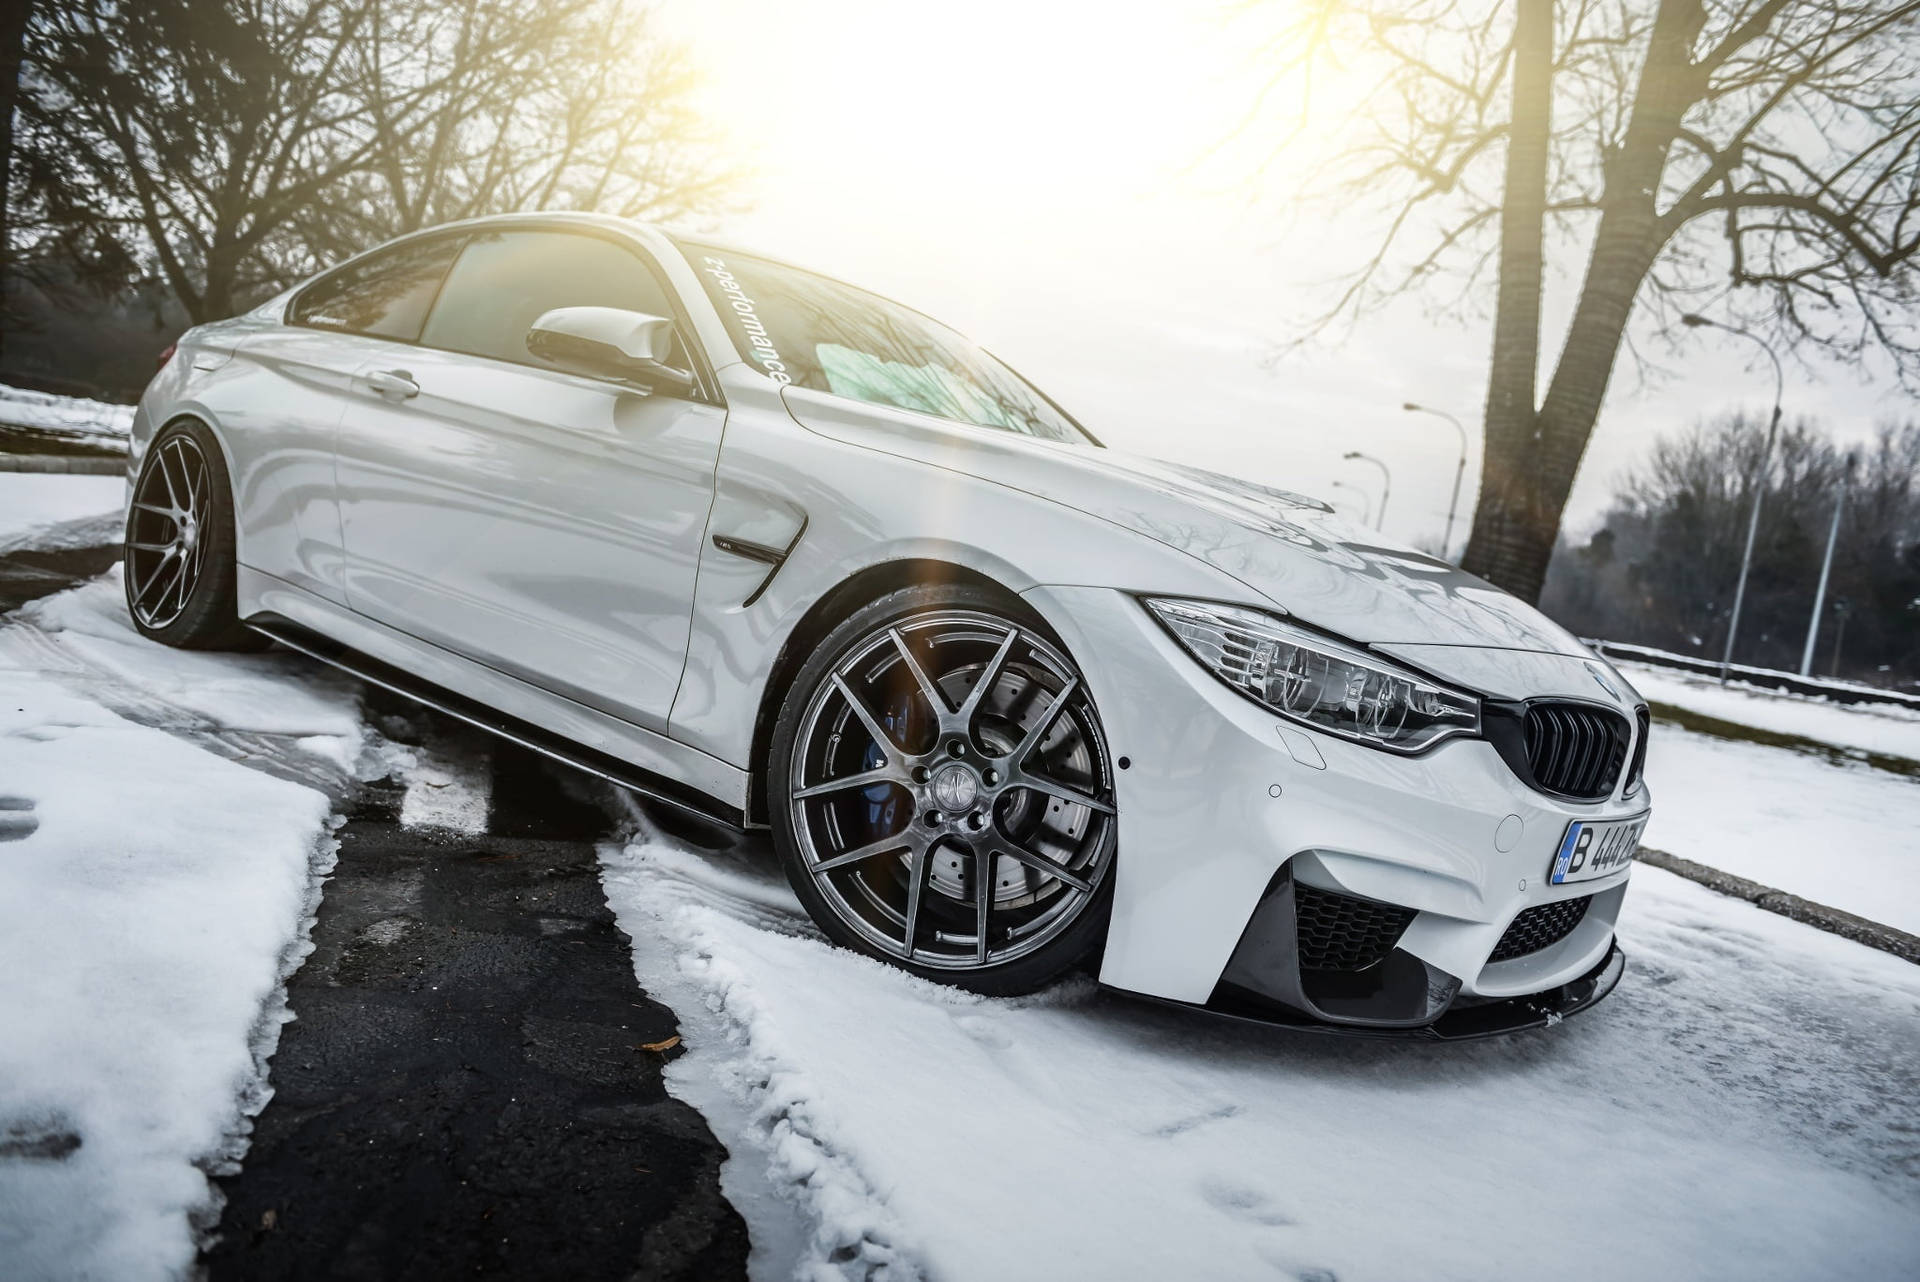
[666,375,1252,770]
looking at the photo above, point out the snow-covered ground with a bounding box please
[0,572,362,1280]
[1641,727,1920,932]
[0,473,125,555]
[1619,660,1920,761]
[0,385,134,448]
[601,828,1920,1282]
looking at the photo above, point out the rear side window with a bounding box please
[288,236,462,340]
[419,230,681,369]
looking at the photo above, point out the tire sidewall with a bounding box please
[768,582,1115,996]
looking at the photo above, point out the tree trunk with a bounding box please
[1463,0,1707,603]
[0,0,36,360]
[1460,0,1554,599]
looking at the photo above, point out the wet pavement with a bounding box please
[0,540,752,1280]
[201,714,752,1280]
[0,543,120,614]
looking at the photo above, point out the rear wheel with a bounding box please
[124,421,261,650]
[769,584,1117,995]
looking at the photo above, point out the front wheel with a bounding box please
[124,421,261,650]
[769,584,1118,995]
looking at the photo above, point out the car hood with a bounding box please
[782,389,1598,681]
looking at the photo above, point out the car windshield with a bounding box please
[675,240,1091,444]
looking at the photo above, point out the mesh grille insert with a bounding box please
[1294,884,1415,972]
[1490,896,1592,963]
[1523,704,1630,800]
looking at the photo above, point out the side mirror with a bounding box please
[526,306,695,396]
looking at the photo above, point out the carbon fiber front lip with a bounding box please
[1112,943,1627,1042]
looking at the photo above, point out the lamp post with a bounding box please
[1681,314,1784,684]
[1330,480,1372,527]
[1342,450,1391,531]
[1403,402,1469,559]
[1800,452,1852,677]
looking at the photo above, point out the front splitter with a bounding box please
[1112,943,1627,1042]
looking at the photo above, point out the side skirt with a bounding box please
[248,614,747,833]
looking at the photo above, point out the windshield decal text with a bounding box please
[701,256,791,384]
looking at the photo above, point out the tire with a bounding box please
[124,420,263,651]
[769,583,1118,995]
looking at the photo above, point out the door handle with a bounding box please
[365,368,419,399]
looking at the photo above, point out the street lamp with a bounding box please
[1342,450,1391,531]
[1330,479,1372,527]
[1800,451,1853,677]
[1402,403,1469,559]
[1680,313,1784,684]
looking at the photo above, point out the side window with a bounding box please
[288,236,463,341]
[419,230,687,372]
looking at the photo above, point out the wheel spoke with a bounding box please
[900,843,930,959]
[187,528,209,589]
[158,441,185,512]
[127,540,174,552]
[187,461,209,518]
[811,832,914,874]
[1010,770,1116,816]
[991,838,1093,894]
[888,627,949,716]
[973,845,993,963]
[831,673,903,761]
[793,767,897,800]
[1011,674,1079,764]
[955,626,1020,729]
[167,551,195,614]
[131,501,177,523]
[131,549,176,609]
[149,556,189,618]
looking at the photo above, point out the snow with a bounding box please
[0,473,125,554]
[601,823,1920,1282]
[1620,660,1920,761]
[0,385,134,446]
[1594,641,1920,710]
[0,571,362,1281]
[16,571,360,746]
[1641,727,1920,932]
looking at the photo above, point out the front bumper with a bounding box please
[1024,586,1646,1035]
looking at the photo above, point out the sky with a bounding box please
[659,0,1908,555]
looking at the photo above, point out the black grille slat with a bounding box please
[1293,885,1415,973]
[1624,707,1651,794]
[1490,896,1592,963]
[1523,703,1630,800]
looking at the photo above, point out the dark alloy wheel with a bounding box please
[124,422,261,650]
[770,584,1118,994]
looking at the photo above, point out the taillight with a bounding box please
[157,342,178,370]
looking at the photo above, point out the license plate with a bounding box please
[1550,813,1648,885]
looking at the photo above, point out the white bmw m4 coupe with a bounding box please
[126,212,1650,1037]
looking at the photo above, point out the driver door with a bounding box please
[333,227,724,732]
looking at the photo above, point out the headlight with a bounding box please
[1143,598,1480,753]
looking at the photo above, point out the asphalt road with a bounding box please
[1,540,752,1280]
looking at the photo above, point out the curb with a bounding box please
[0,454,127,475]
[1638,846,1919,964]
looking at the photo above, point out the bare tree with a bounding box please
[0,0,39,356]
[1250,0,1920,603]
[16,0,738,323]
[316,0,742,258]
[1542,414,1920,681]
